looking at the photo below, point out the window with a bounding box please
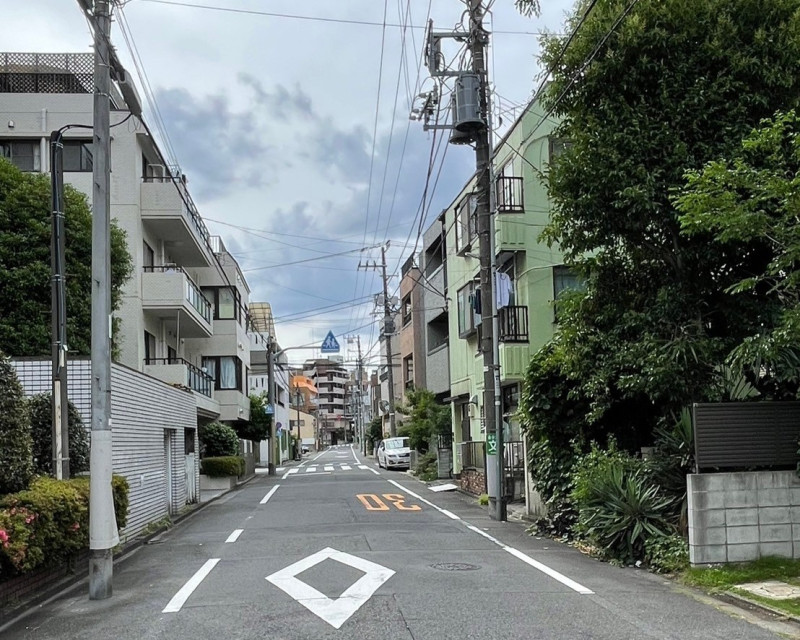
[202,287,240,321]
[502,384,520,419]
[144,331,156,363]
[403,355,414,390]
[454,193,477,253]
[553,265,582,322]
[427,311,449,353]
[457,282,479,338]
[62,140,93,172]
[402,295,412,326]
[459,403,471,442]
[1,140,41,172]
[143,241,155,269]
[202,356,243,391]
[549,138,573,164]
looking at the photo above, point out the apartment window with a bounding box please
[457,282,479,338]
[62,140,93,172]
[402,295,412,326]
[202,356,243,391]
[0,140,41,172]
[553,265,582,322]
[454,193,477,253]
[144,331,157,363]
[203,286,240,321]
[167,346,177,362]
[549,137,573,164]
[143,241,155,269]
[403,355,414,390]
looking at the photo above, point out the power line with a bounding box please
[242,245,380,272]
[137,0,554,34]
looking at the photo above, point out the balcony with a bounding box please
[141,267,213,338]
[498,305,528,343]
[140,177,213,267]
[496,176,524,213]
[144,357,219,419]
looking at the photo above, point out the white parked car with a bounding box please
[377,437,412,470]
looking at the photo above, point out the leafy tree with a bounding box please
[676,109,800,395]
[0,352,33,494]
[520,0,800,450]
[367,416,383,450]
[27,393,90,476]
[198,421,239,457]
[396,389,451,453]
[236,393,272,443]
[0,158,133,357]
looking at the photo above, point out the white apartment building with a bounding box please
[303,358,350,445]
[0,52,251,427]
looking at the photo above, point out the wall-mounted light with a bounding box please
[7,120,14,129]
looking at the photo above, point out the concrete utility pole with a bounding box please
[468,0,505,522]
[50,130,69,480]
[89,0,120,600]
[267,337,276,475]
[358,245,397,437]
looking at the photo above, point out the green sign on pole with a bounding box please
[486,432,497,456]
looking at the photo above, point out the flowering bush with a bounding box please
[0,475,129,579]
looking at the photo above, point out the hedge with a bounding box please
[0,475,129,578]
[199,422,239,457]
[200,456,245,478]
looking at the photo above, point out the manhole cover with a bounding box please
[430,562,480,571]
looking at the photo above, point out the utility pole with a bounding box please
[50,130,69,480]
[294,387,302,459]
[89,0,120,600]
[469,0,505,522]
[356,335,366,455]
[359,245,397,437]
[267,337,276,475]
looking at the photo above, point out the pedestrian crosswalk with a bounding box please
[283,463,371,477]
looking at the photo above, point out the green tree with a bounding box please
[521,0,800,448]
[396,389,451,453]
[0,158,133,357]
[676,109,800,395]
[0,352,33,494]
[238,393,272,443]
[367,416,383,451]
[27,393,90,476]
[198,421,239,457]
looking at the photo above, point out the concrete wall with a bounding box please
[12,358,199,542]
[688,471,800,565]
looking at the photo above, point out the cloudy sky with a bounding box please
[5,0,574,368]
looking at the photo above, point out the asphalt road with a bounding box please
[3,445,798,639]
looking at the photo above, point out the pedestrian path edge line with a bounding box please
[386,479,593,595]
[162,558,220,613]
[260,485,280,504]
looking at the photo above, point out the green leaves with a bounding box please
[0,158,132,357]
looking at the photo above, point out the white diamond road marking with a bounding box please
[266,547,395,629]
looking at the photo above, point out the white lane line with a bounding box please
[324,465,334,472]
[358,465,369,470]
[386,480,593,595]
[225,529,244,543]
[368,467,380,475]
[312,451,326,461]
[351,444,361,464]
[163,559,220,613]
[260,485,280,504]
[341,464,351,471]
[281,468,300,479]
[306,466,317,473]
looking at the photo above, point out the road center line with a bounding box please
[260,485,280,504]
[386,479,593,595]
[162,558,220,613]
[225,529,243,543]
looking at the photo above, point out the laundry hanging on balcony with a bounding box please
[495,272,512,309]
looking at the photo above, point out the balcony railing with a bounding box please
[458,440,486,471]
[144,266,212,323]
[142,175,212,249]
[498,305,529,343]
[144,357,213,397]
[496,176,524,213]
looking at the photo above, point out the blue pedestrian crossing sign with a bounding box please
[320,331,340,353]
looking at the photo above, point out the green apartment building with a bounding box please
[444,99,569,497]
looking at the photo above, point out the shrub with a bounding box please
[414,452,438,482]
[201,456,245,477]
[528,440,578,538]
[199,422,239,457]
[27,393,90,476]
[0,352,34,494]
[0,475,130,578]
[645,533,689,574]
[573,450,674,564]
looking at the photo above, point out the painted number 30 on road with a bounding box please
[356,493,421,511]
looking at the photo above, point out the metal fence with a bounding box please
[693,401,800,471]
[458,440,486,470]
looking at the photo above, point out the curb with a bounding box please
[716,589,800,625]
[0,471,265,632]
